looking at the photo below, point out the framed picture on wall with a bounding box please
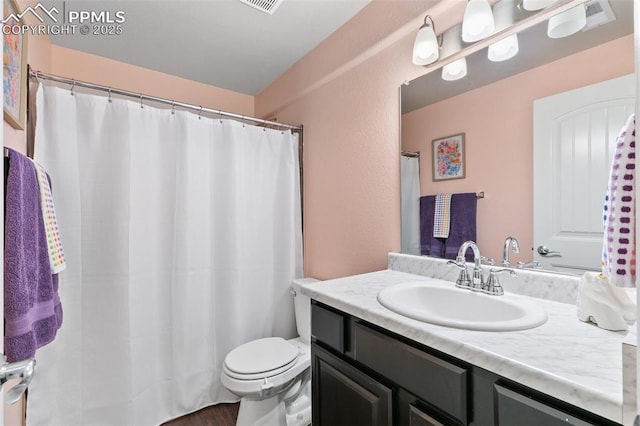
[432,133,465,181]
[3,0,27,130]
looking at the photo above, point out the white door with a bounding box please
[533,74,635,274]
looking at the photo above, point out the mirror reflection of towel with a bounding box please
[433,193,452,238]
[420,195,444,257]
[444,193,477,261]
[420,193,477,261]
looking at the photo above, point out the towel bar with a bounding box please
[0,357,35,405]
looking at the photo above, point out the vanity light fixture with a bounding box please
[547,3,587,38]
[412,15,439,65]
[488,35,519,61]
[462,0,495,43]
[522,0,554,11]
[442,58,468,81]
[440,25,467,81]
[488,0,519,62]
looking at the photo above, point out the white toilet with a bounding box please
[221,278,318,426]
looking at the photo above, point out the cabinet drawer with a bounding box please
[353,323,468,425]
[495,384,594,426]
[311,302,345,353]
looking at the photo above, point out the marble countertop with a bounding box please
[296,269,629,423]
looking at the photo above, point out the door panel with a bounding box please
[312,343,392,426]
[533,74,635,273]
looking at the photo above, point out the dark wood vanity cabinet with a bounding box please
[310,300,621,426]
[312,343,392,425]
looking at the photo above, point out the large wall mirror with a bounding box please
[400,0,634,275]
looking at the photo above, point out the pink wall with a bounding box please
[49,46,254,117]
[3,32,52,153]
[4,40,254,154]
[402,34,634,263]
[255,0,494,280]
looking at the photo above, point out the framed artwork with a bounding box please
[432,133,465,181]
[3,0,27,130]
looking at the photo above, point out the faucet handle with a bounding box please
[447,259,465,269]
[516,261,542,269]
[480,256,494,266]
[484,268,516,296]
[447,259,471,289]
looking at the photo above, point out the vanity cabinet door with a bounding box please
[495,384,595,426]
[312,343,392,426]
[409,405,445,426]
[398,389,448,426]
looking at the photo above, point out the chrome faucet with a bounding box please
[502,236,520,267]
[447,240,515,295]
[447,241,483,291]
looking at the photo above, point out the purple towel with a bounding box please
[419,196,445,257]
[444,193,477,261]
[4,148,63,362]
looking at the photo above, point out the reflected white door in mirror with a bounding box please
[533,74,635,274]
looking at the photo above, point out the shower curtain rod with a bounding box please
[29,69,303,131]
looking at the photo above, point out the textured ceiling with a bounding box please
[42,0,371,96]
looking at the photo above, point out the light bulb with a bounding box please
[547,4,586,39]
[488,34,519,61]
[412,18,439,65]
[462,0,495,43]
[442,58,467,81]
[522,0,554,11]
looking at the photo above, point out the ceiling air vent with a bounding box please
[582,0,616,31]
[237,0,284,15]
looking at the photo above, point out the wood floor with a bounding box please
[162,403,239,426]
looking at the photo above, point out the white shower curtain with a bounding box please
[28,84,303,425]
[401,156,421,255]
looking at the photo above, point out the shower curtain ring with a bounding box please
[241,115,245,128]
[107,88,112,103]
[198,106,203,119]
[70,80,75,96]
[171,101,175,115]
[218,110,223,123]
[139,94,144,109]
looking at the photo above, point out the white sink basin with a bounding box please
[377,280,548,331]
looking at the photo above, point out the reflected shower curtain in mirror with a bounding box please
[401,156,421,255]
[27,84,303,425]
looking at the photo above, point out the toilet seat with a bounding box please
[224,337,300,380]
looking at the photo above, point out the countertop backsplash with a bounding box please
[387,252,633,305]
